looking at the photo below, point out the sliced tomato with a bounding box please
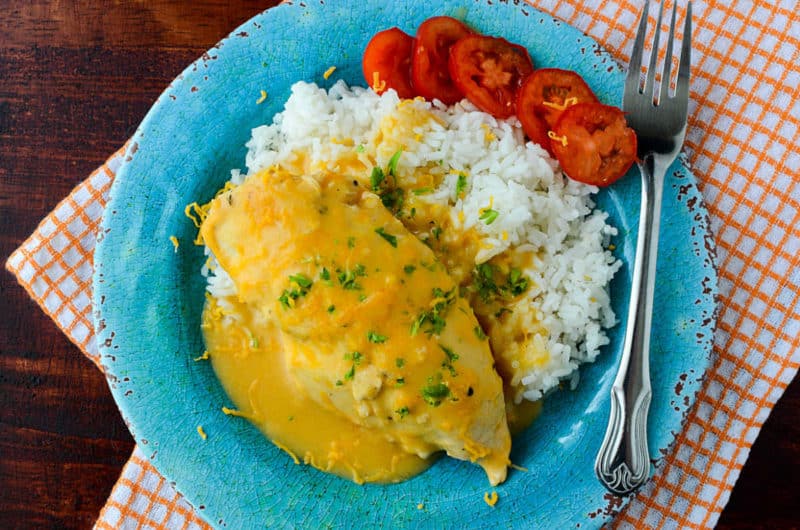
[448,35,534,118]
[411,16,473,104]
[363,28,416,99]
[550,102,637,187]
[517,68,598,155]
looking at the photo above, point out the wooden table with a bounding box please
[1,2,797,528]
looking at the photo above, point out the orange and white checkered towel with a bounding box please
[6,1,799,528]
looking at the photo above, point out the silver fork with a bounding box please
[595,0,692,496]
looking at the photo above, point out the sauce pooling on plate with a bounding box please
[201,167,516,485]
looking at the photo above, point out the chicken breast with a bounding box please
[201,167,511,485]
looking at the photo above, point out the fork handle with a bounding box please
[595,154,665,495]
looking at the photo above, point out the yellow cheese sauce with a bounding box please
[204,297,431,484]
[199,167,536,485]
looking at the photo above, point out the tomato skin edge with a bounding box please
[550,102,638,187]
[362,27,416,99]
[411,16,473,105]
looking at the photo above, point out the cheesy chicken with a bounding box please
[201,167,512,485]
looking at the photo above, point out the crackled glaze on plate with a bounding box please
[92,1,718,528]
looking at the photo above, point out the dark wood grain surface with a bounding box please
[1,1,797,528]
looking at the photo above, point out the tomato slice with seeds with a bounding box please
[362,28,416,99]
[517,68,599,155]
[411,16,473,104]
[448,35,534,118]
[550,102,637,187]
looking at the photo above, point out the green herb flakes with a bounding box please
[289,273,313,289]
[455,173,468,197]
[370,166,385,191]
[422,381,451,407]
[387,149,403,177]
[278,272,314,309]
[367,331,388,343]
[479,208,499,225]
[395,406,409,418]
[374,227,398,248]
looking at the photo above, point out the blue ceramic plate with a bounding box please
[93,1,718,528]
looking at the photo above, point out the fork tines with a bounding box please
[627,0,692,106]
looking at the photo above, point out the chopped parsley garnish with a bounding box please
[374,227,398,248]
[471,263,531,304]
[387,149,403,177]
[327,305,336,313]
[440,344,459,363]
[412,187,433,195]
[455,173,468,197]
[278,272,314,308]
[422,380,451,407]
[379,187,404,214]
[396,358,405,368]
[411,287,456,336]
[345,351,363,364]
[508,268,529,295]
[403,264,416,274]
[474,263,499,303]
[340,351,362,383]
[370,166,385,191]
[356,144,366,153]
[395,377,405,386]
[337,264,367,290]
[440,344,459,376]
[347,236,356,249]
[432,225,443,240]
[367,331,388,343]
[395,406,409,418]
[320,267,332,284]
[479,208,499,225]
[289,273,313,289]
[474,326,488,340]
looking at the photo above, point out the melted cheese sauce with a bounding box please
[200,168,526,485]
[204,297,431,484]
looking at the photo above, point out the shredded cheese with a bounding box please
[272,439,300,464]
[510,463,528,472]
[541,96,578,111]
[481,123,497,142]
[547,130,568,147]
[256,90,268,104]
[221,406,254,420]
[193,350,210,361]
[416,503,425,510]
[371,71,386,93]
[323,66,337,79]
[196,425,207,440]
[483,491,499,507]
[169,235,179,252]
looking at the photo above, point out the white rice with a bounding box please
[205,80,621,402]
